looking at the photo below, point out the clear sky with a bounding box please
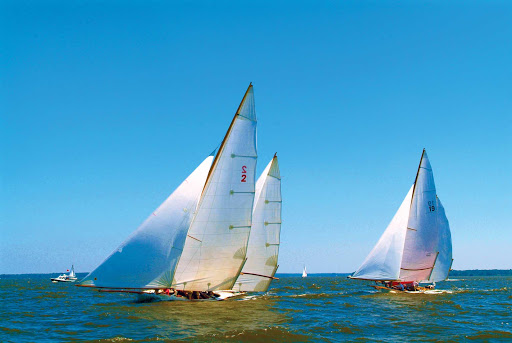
[1,1,511,274]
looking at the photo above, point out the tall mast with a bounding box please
[201,83,253,198]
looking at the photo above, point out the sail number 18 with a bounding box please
[428,200,436,212]
[241,166,247,182]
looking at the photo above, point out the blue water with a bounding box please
[1,274,511,342]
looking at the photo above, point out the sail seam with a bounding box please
[237,114,257,122]
[231,154,258,158]
[400,267,433,271]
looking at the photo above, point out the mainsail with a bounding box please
[399,150,439,281]
[172,84,258,291]
[234,155,281,292]
[80,155,214,288]
[351,149,452,283]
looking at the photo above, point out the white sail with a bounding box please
[302,266,307,278]
[172,85,258,291]
[69,265,76,278]
[234,156,281,292]
[80,155,214,288]
[428,197,453,282]
[399,151,439,282]
[352,149,452,284]
[351,185,413,280]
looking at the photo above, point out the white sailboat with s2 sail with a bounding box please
[302,266,307,278]
[349,149,453,294]
[78,84,279,301]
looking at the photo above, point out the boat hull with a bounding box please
[136,290,246,302]
[370,285,446,294]
[51,278,76,283]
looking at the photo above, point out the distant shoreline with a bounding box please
[1,269,511,277]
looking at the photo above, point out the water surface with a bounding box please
[1,274,510,342]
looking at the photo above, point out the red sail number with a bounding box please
[241,166,247,182]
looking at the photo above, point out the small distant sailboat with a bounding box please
[350,149,453,293]
[78,84,279,301]
[51,265,78,283]
[302,266,307,278]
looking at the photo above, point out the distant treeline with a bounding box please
[450,269,512,276]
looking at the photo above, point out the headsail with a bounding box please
[172,84,258,291]
[428,197,453,282]
[234,155,281,292]
[399,150,439,282]
[80,156,214,288]
[350,185,413,281]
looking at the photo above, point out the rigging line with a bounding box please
[410,148,426,207]
[187,234,202,242]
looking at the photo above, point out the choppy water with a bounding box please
[1,274,511,342]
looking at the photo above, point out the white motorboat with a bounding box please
[51,265,78,283]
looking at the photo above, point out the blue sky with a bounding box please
[1,1,510,274]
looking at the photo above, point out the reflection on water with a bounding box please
[0,274,511,342]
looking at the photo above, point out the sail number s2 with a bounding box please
[241,166,247,182]
[428,200,436,212]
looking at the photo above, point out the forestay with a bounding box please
[172,85,258,291]
[80,156,213,288]
[234,156,281,292]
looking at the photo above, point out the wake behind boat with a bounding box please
[77,84,281,301]
[51,265,77,283]
[349,149,453,294]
